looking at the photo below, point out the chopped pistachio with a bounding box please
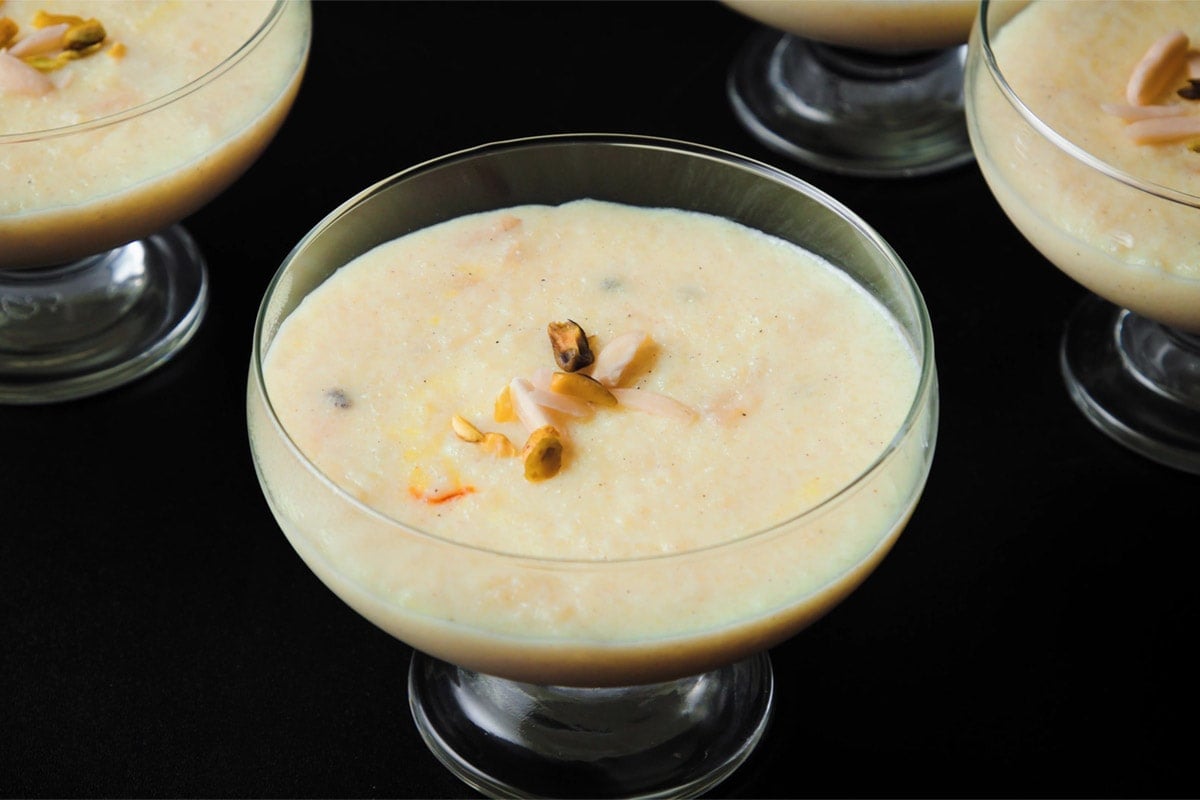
[549,370,617,407]
[1178,78,1200,100]
[22,49,89,71]
[547,319,594,372]
[521,426,563,482]
[63,19,105,51]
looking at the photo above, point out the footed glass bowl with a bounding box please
[725,0,977,177]
[0,0,311,403]
[248,134,938,798]
[966,0,1200,473]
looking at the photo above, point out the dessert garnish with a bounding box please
[1102,29,1200,145]
[451,321,695,483]
[549,371,617,407]
[0,8,109,95]
[547,320,594,372]
[520,426,563,482]
[1125,29,1189,105]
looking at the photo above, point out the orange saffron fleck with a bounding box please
[408,485,475,505]
[107,41,125,59]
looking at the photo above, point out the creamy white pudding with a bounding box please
[249,197,936,686]
[967,0,1200,333]
[0,0,310,269]
[723,0,977,52]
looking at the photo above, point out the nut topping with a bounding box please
[521,426,563,482]
[62,18,104,51]
[0,17,18,49]
[451,414,484,443]
[1126,29,1190,105]
[549,370,617,407]
[547,319,594,372]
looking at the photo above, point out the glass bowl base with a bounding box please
[1060,293,1200,474]
[0,224,209,404]
[408,650,775,799]
[727,29,974,178]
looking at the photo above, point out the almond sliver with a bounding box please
[588,330,648,387]
[1101,102,1194,121]
[1126,30,1190,105]
[1125,114,1200,144]
[5,22,68,58]
[509,378,555,433]
[611,387,696,422]
[0,49,53,94]
[529,386,593,417]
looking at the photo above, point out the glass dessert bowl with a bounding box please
[725,0,978,177]
[247,134,938,798]
[0,0,311,403]
[966,0,1200,473]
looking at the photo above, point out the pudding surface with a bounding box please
[250,199,934,683]
[260,200,920,560]
[723,0,977,51]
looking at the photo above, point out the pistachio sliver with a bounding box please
[549,370,617,407]
[63,19,105,51]
[522,426,563,482]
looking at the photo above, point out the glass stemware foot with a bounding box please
[727,28,973,177]
[0,225,208,404]
[1060,294,1200,474]
[408,651,774,799]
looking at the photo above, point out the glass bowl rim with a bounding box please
[975,0,1200,209]
[0,0,307,145]
[251,132,938,566]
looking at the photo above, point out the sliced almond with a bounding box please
[611,387,696,422]
[509,377,554,433]
[6,21,67,58]
[1125,114,1200,144]
[587,330,648,387]
[1101,102,1194,121]
[0,49,53,95]
[1126,30,1190,105]
[529,386,593,417]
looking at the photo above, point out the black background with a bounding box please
[4,2,1197,798]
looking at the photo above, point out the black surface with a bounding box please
[4,2,1197,798]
